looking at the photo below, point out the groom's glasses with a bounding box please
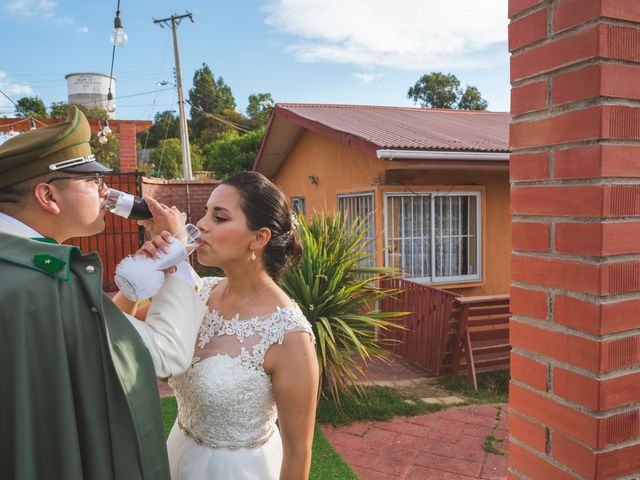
[47,174,107,191]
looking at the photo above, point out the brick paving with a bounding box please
[326,355,509,480]
[322,404,509,480]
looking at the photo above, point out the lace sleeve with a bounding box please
[198,276,223,304]
[272,306,315,346]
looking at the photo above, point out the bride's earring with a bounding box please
[250,249,256,262]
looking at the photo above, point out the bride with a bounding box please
[115,172,319,479]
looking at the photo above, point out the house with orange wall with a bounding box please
[254,104,510,297]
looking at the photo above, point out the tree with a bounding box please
[407,72,488,110]
[89,133,120,172]
[246,93,274,129]
[50,102,108,121]
[458,86,489,110]
[16,97,47,118]
[139,110,180,149]
[188,63,237,144]
[50,102,70,119]
[203,128,264,178]
[150,138,205,179]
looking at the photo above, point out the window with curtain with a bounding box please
[337,192,375,269]
[384,191,481,284]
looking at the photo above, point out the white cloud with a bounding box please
[0,71,34,116]
[263,0,509,71]
[353,72,383,83]
[7,0,83,32]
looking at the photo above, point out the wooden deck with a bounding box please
[380,278,510,388]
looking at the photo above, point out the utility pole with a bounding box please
[153,12,194,180]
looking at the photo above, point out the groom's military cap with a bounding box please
[0,106,111,189]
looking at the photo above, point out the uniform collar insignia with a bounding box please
[33,254,66,274]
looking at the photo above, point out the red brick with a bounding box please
[509,0,545,18]
[555,144,640,179]
[554,295,601,335]
[510,107,601,148]
[510,285,548,320]
[602,260,640,295]
[509,411,547,452]
[509,439,582,479]
[511,80,548,115]
[555,295,640,336]
[553,63,640,106]
[551,431,597,478]
[554,0,640,33]
[555,223,602,256]
[511,185,603,217]
[510,383,599,447]
[556,222,640,256]
[513,24,640,81]
[509,8,548,51]
[512,222,550,252]
[600,372,640,410]
[512,255,601,296]
[510,24,601,80]
[598,442,640,477]
[510,151,550,181]
[552,367,600,410]
[510,319,600,372]
[511,352,548,391]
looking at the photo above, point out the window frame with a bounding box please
[291,196,305,215]
[337,192,376,269]
[383,190,482,285]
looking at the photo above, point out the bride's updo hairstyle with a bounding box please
[222,171,302,282]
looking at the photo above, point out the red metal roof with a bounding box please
[276,103,509,152]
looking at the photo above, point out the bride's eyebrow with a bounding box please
[212,206,230,214]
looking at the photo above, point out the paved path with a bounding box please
[322,404,509,480]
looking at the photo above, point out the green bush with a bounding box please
[282,213,405,404]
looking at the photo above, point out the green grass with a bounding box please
[482,434,505,455]
[160,396,357,478]
[316,385,445,427]
[439,370,510,404]
[308,425,359,480]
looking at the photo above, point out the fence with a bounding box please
[380,278,459,376]
[380,277,511,382]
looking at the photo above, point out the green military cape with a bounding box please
[0,232,170,480]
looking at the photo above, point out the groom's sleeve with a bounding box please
[126,271,207,378]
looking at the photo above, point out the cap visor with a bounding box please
[63,160,113,174]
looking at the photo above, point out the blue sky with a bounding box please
[0,0,510,122]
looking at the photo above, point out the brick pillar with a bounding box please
[508,1,640,478]
[118,122,137,173]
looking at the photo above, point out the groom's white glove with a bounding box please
[126,264,206,378]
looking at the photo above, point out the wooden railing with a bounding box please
[380,278,459,376]
[379,278,510,385]
[449,295,511,389]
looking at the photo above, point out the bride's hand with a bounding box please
[136,231,177,273]
[138,196,186,237]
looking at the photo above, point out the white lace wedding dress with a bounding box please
[167,277,314,479]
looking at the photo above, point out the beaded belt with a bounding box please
[177,419,274,450]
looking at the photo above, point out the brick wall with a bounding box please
[508,1,640,478]
[140,177,220,226]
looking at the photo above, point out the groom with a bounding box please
[0,107,171,479]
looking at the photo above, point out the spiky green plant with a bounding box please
[282,213,406,404]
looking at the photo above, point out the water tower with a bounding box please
[65,72,116,119]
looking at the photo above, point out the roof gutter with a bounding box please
[376,149,510,161]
